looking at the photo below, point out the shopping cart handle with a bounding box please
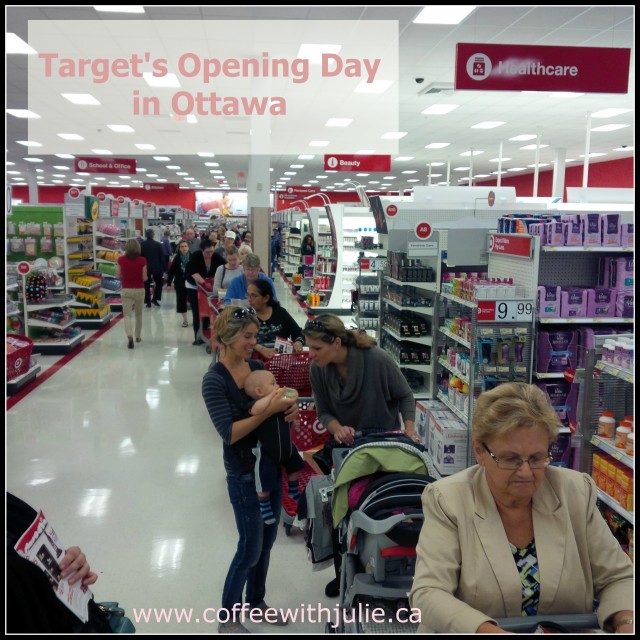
[494,613,599,633]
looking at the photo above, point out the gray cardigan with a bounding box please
[310,345,415,433]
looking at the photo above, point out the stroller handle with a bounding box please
[494,613,599,633]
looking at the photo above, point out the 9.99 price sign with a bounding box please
[477,300,534,323]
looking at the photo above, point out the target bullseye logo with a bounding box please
[312,419,326,434]
[489,235,496,251]
[415,221,432,240]
[386,204,398,217]
[68,187,81,199]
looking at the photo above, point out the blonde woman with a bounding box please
[116,239,148,349]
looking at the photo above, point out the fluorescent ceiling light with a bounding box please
[382,132,407,139]
[136,168,147,172]
[527,163,550,167]
[394,157,413,161]
[146,174,158,177]
[368,181,380,184]
[143,72,181,88]
[472,121,505,129]
[590,124,630,132]
[402,170,417,174]
[580,153,607,158]
[429,173,442,177]
[297,44,342,64]
[308,180,319,183]
[6,33,37,54]
[62,93,100,105]
[309,141,329,147]
[507,167,526,172]
[356,150,375,154]
[354,80,393,94]
[17,141,42,147]
[490,157,511,162]
[407,179,421,183]
[509,134,536,141]
[413,6,476,24]
[153,156,170,161]
[7,109,40,118]
[460,150,484,156]
[91,149,112,154]
[520,144,549,149]
[427,162,445,166]
[198,152,215,157]
[23,158,43,162]
[382,176,396,180]
[474,174,490,178]
[453,167,470,172]
[209,170,222,174]
[53,165,70,170]
[592,108,633,118]
[94,6,145,13]
[298,154,315,160]
[425,143,450,149]
[57,133,84,140]
[290,164,304,168]
[421,104,460,115]
[204,162,219,167]
[284,171,297,175]
[108,124,135,133]
[356,173,370,177]
[166,165,181,170]
[135,143,155,150]
[326,118,352,127]
[55,154,75,159]
[613,145,633,151]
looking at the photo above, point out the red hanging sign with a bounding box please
[324,154,391,172]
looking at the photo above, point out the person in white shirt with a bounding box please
[213,245,243,293]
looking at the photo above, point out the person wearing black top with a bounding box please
[6,492,112,633]
[140,228,166,307]
[247,278,304,360]
[166,239,191,327]
[185,238,225,345]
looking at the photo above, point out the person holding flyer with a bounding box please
[6,492,112,633]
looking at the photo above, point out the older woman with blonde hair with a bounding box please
[410,382,634,634]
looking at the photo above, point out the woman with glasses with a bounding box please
[409,382,633,634]
[247,278,304,359]
[302,313,419,597]
[202,305,299,633]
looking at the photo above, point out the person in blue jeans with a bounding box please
[202,305,299,634]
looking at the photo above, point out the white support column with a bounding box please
[552,148,566,201]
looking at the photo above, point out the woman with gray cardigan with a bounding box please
[302,313,419,597]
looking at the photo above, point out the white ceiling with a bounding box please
[6,5,635,195]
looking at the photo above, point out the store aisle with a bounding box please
[6,272,339,634]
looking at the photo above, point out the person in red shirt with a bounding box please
[116,239,148,349]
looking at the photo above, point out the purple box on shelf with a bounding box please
[581,213,602,247]
[610,256,634,291]
[616,290,634,318]
[537,330,578,373]
[560,287,588,318]
[585,288,616,318]
[620,223,634,247]
[536,381,579,429]
[537,285,561,318]
[545,221,564,246]
[600,213,621,247]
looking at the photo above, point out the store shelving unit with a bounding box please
[579,338,634,527]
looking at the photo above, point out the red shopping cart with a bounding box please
[264,352,330,534]
[282,408,331,535]
[196,280,222,355]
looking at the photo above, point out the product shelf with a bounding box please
[590,435,634,470]
[438,327,471,349]
[382,326,432,347]
[596,489,634,525]
[437,358,470,385]
[384,276,438,291]
[383,298,434,315]
[594,361,634,384]
[538,317,633,325]
[436,391,469,423]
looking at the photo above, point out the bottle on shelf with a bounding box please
[597,411,616,439]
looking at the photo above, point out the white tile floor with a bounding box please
[6,272,342,634]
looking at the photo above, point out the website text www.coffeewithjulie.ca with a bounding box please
[132,602,422,626]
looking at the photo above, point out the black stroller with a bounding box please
[328,433,436,634]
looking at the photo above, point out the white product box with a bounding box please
[427,409,455,458]
[415,400,447,449]
[431,415,469,476]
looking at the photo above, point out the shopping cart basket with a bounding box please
[264,351,313,398]
[281,408,330,535]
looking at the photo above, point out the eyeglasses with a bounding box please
[231,306,257,319]
[482,443,551,470]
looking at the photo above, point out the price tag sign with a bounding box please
[369,258,387,271]
[17,261,31,275]
[477,300,534,323]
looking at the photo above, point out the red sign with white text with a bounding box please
[324,154,391,172]
[386,204,398,217]
[75,157,136,174]
[277,186,320,201]
[143,183,180,192]
[455,43,631,93]
[488,234,532,258]
[415,221,433,240]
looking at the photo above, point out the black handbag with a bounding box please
[96,602,136,634]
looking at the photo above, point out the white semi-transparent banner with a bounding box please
[27,20,399,156]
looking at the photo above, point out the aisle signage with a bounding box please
[386,204,398,217]
[143,182,180,192]
[324,154,391,172]
[415,221,433,240]
[278,186,320,200]
[17,261,31,276]
[408,241,438,258]
[477,300,534,323]
[455,43,631,94]
[75,157,136,174]
[489,234,532,258]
